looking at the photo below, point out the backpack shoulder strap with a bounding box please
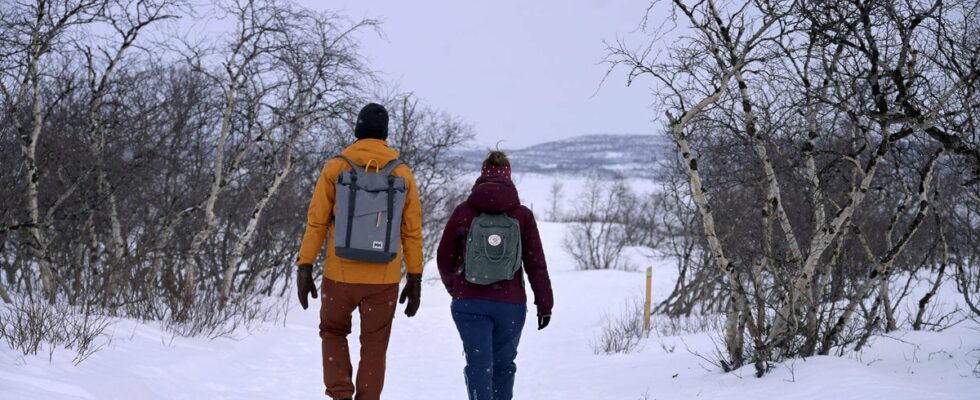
[380,159,403,176]
[338,156,366,176]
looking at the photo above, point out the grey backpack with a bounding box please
[333,157,407,263]
[463,213,522,285]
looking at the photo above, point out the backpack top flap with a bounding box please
[464,213,523,285]
[337,156,405,191]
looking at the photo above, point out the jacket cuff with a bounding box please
[295,256,313,267]
[406,264,424,275]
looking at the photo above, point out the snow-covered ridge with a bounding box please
[457,134,674,178]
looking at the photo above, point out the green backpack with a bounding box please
[464,213,523,285]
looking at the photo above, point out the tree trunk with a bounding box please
[20,54,57,304]
[181,83,239,304]
[820,148,942,353]
[913,222,949,330]
[771,128,893,341]
[219,121,305,303]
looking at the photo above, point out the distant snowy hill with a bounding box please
[457,134,673,178]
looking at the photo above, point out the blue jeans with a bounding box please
[451,299,527,400]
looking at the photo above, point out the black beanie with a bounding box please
[354,103,389,140]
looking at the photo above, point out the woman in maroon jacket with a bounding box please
[437,151,554,400]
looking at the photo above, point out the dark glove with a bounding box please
[399,273,422,317]
[296,264,318,310]
[538,314,551,330]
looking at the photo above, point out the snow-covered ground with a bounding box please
[2,174,979,399]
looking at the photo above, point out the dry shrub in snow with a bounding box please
[594,297,648,355]
[163,290,288,340]
[0,296,114,365]
[651,313,724,337]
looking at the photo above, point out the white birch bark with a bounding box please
[4,0,113,303]
[219,114,309,301]
[178,4,283,302]
[21,47,57,304]
[181,83,238,301]
[820,148,942,353]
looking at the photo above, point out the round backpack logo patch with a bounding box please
[488,234,502,247]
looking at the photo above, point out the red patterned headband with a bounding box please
[481,165,511,178]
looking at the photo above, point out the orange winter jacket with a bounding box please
[296,139,423,284]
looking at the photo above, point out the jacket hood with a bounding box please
[342,139,400,169]
[466,173,521,213]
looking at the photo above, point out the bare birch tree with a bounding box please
[0,0,107,304]
[608,0,980,375]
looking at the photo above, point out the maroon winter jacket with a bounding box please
[437,167,554,316]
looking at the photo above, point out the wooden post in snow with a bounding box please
[644,266,653,333]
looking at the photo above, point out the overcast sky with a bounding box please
[298,0,660,149]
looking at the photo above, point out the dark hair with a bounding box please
[482,150,510,168]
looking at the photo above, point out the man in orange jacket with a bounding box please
[296,103,423,400]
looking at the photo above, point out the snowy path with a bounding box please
[3,221,980,399]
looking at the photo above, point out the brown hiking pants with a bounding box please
[319,279,399,400]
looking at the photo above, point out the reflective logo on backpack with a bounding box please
[488,234,502,247]
[372,241,384,250]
